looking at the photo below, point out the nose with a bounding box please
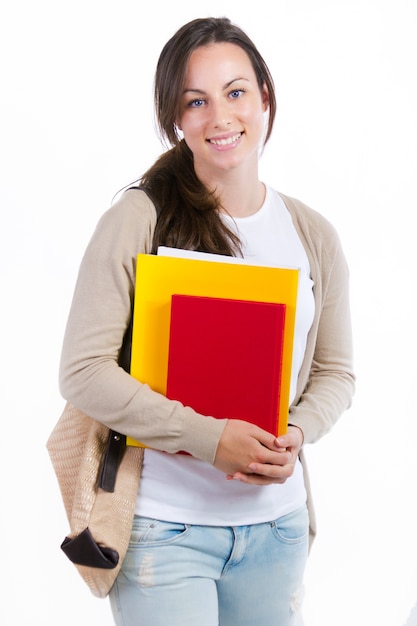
[211,99,232,129]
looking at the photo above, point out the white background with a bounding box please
[1,1,416,624]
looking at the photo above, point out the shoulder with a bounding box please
[98,187,158,231]
[84,188,158,263]
[278,192,345,263]
[278,192,348,282]
[279,192,339,243]
[93,188,157,247]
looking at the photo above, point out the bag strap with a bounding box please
[98,184,160,493]
[98,431,126,492]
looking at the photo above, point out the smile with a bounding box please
[209,132,242,146]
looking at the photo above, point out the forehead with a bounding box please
[184,42,256,84]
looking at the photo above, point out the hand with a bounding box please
[213,421,304,486]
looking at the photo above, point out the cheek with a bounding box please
[179,114,205,141]
[240,98,265,121]
[243,105,266,134]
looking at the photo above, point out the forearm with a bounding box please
[60,355,226,462]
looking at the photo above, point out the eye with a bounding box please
[229,89,244,99]
[188,98,205,108]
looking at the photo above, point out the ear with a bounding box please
[261,82,269,113]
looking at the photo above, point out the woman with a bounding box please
[59,16,355,626]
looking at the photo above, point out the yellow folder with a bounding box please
[128,251,299,445]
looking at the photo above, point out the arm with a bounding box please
[59,190,227,463]
[288,225,356,444]
[214,206,355,483]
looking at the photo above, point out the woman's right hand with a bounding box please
[213,419,294,486]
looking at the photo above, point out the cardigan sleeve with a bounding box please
[285,198,355,444]
[59,189,227,463]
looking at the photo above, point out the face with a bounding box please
[177,42,269,182]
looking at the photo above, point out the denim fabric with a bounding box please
[109,505,309,626]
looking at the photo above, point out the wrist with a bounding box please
[287,423,304,447]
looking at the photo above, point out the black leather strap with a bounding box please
[98,431,126,493]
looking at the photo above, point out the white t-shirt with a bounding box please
[135,186,315,525]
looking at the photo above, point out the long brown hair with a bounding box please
[140,17,277,255]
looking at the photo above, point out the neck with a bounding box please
[218,180,266,218]
[197,164,265,217]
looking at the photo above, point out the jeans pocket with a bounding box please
[129,516,190,547]
[271,506,309,545]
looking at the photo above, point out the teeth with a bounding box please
[210,133,241,146]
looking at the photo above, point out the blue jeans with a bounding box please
[109,505,309,626]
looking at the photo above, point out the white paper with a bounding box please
[157,246,298,270]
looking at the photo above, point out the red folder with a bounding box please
[166,294,286,435]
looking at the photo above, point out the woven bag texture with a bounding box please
[47,402,143,597]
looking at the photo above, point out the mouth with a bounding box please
[208,132,243,146]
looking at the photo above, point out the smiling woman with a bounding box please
[56,15,355,626]
[177,43,269,201]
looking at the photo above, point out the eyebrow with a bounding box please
[182,77,249,95]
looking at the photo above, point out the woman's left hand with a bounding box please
[228,425,304,486]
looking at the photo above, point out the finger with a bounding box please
[275,427,303,450]
[247,459,294,477]
[251,427,286,451]
[252,448,292,467]
[231,472,288,486]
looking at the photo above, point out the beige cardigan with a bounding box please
[59,188,355,542]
